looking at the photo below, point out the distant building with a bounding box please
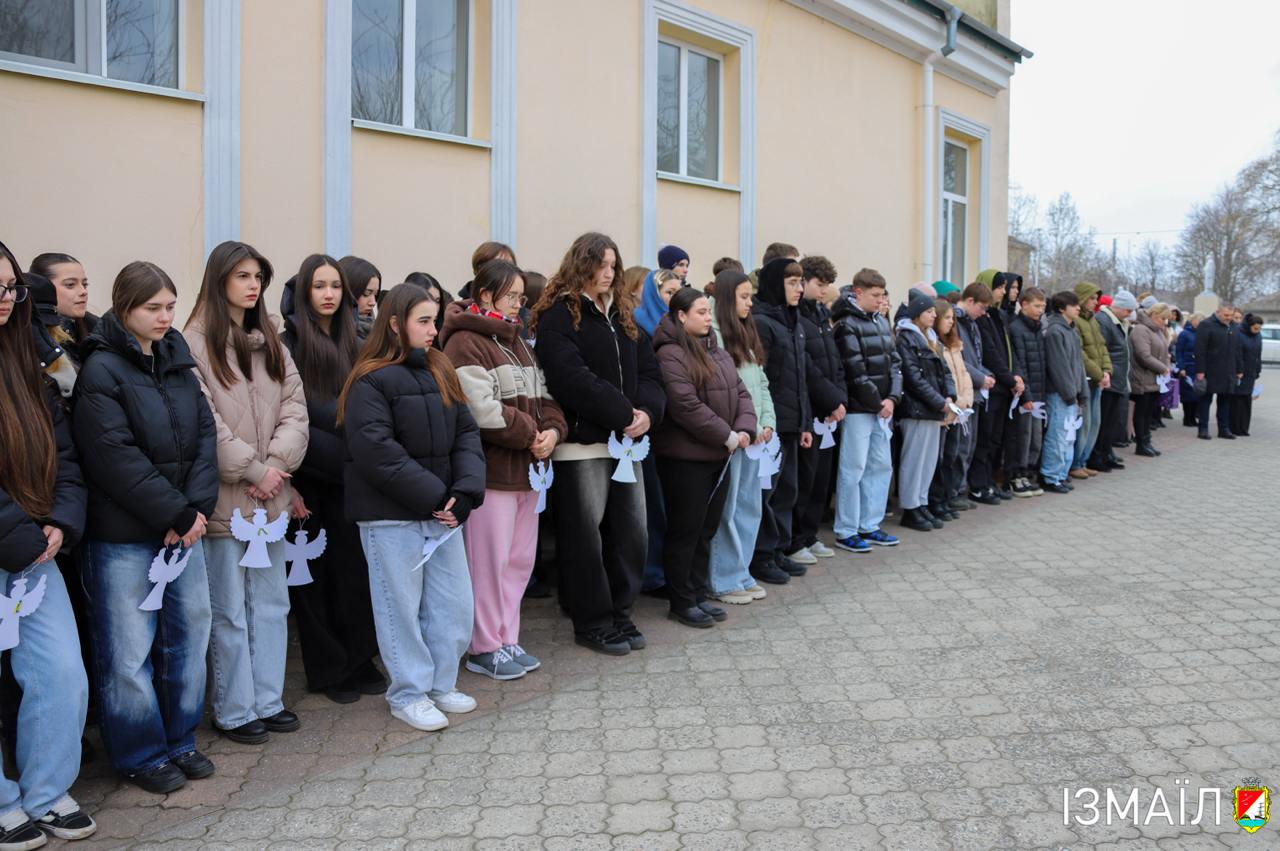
[1242,292,1280,324]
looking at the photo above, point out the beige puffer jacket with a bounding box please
[184,320,309,536]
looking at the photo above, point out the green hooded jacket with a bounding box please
[1072,282,1113,384]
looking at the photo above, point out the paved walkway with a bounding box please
[69,393,1280,849]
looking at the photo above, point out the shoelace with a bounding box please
[505,644,527,660]
[491,647,515,665]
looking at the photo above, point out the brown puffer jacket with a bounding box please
[184,321,309,536]
[1128,311,1171,394]
[651,314,756,462]
[439,301,568,491]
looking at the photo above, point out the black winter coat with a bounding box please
[895,326,955,421]
[1194,314,1243,395]
[797,299,847,420]
[536,295,666,446]
[977,309,1019,391]
[1007,312,1047,403]
[342,348,486,522]
[280,280,349,486]
[831,295,903,414]
[1235,329,1263,397]
[73,311,218,542]
[752,301,812,432]
[1,381,86,571]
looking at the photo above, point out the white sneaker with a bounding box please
[744,584,767,600]
[430,690,477,714]
[391,697,448,731]
[808,541,835,558]
[786,547,817,565]
[709,590,754,605]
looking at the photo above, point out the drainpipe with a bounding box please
[921,4,961,282]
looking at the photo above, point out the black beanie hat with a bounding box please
[906,288,935,320]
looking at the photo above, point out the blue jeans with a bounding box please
[834,413,893,538]
[1040,393,1079,485]
[83,540,211,774]
[1071,384,1102,470]
[0,560,87,819]
[708,451,761,595]
[202,536,289,728]
[359,521,473,710]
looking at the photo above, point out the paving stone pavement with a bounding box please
[66,392,1280,849]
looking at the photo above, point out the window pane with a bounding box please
[106,0,178,87]
[941,202,952,280]
[944,142,967,196]
[950,200,967,283]
[353,0,403,125]
[686,52,719,180]
[0,0,75,64]
[415,0,467,134]
[657,41,679,173]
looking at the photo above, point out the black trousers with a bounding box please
[969,387,1012,490]
[790,442,835,552]
[290,480,380,690]
[929,423,964,507]
[1131,391,1160,443]
[752,433,800,570]
[1230,394,1253,435]
[1197,391,1233,434]
[554,457,647,633]
[657,456,731,611]
[1092,390,1127,462]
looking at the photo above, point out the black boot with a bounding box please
[899,508,933,532]
[1135,438,1158,458]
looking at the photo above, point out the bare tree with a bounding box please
[1127,239,1167,293]
[1174,182,1271,305]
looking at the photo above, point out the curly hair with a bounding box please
[530,232,637,340]
[800,255,837,284]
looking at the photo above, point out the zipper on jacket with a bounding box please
[154,357,187,480]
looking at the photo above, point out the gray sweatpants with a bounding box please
[897,419,943,510]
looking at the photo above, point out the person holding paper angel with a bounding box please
[73,261,220,795]
[1040,291,1090,492]
[652,287,756,628]
[894,290,956,531]
[929,299,974,519]
[0,240,96,844]
[440,261,566,680]
[280,255,384,704]
[1128,302,1173,458]
[1006,286,1049,496]
[339,284,486,732]
[532,233,666,657]
[184,241,309,745]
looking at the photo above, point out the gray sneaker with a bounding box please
[465,648,526,680]
[504,644,541,672]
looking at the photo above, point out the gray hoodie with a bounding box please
[1043,312,1088,406]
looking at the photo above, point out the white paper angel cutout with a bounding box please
[0,574,47,651]
[1253,382,1263,399]
[1156,373,1172,393]
[413,524,463,571]
[1007,393,1022,419]
[607,432,650,483]
[230,508,290,568]
[979,387,990,402]
[812,418,837,449]
[284,528,326,587]
[139,546,192,611]
[877,415,894,439]
[1024,400,1048,421]
[1063,411,1084,444]
[744,432,783,489]
[528,461,554,514]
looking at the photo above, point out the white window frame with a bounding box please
[0,0,190,97]
[656,35,724,184]
[350,0,474,144]
[940,139,968,285]
[937,109,991,277]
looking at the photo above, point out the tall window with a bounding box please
[0,0,179,88]
[352,0,469,137]
[941,140,968,285]
[656,37,721,182]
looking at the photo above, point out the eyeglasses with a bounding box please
[0,285,28,303]
[501,292,528,307]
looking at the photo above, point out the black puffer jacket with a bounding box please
[895,324,955,421]
[342,348,486,522]
[752,258,811,432]
[536,295,666,445]
[798,298,847,419]
[977,309,1019,390]
[831,295,903,414]
[1006,312,1047,403]
[1,381,86,570]
[280,277,350,485]
[73,311,218,542]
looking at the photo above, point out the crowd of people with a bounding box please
[0,231,1264,848]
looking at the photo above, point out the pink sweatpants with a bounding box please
[463,488,540,655]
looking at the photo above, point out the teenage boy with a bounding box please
[1040,291,1088,493]
[1070,282,1113,478]
[1091,290,1137,471]
[787,256,847,564]
[954,284,995,508]
[830,268,902,553]
[1006,287,1048,496]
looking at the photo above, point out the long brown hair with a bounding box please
[713,270,766,368]
[529,232,637,340]
[667,287,717,390]
[186,241,286,388]
[291,254,359,402]
[471,241,516,276]
[111,261,178,317]
[935,298,961,351]
[337,284,465,424]
[0,241,57,518]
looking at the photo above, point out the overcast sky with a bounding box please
[1008,1,1280,258]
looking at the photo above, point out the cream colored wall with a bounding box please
[0,73,204,317]
[656,181,739,286]
[239,0,325,314]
